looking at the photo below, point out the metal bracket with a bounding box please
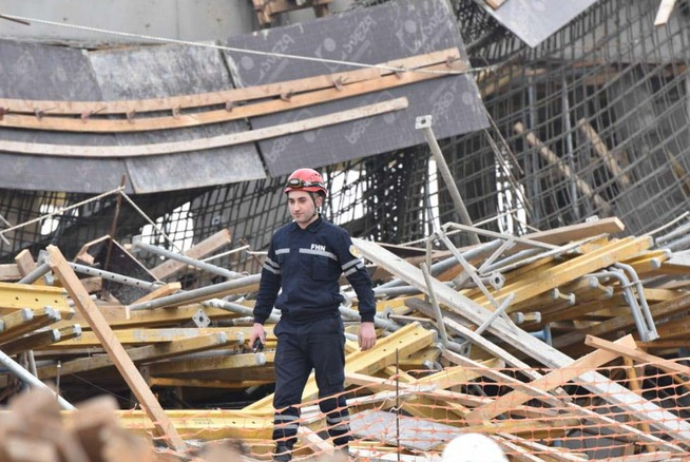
[415,114,433,130]
[192,309,211,328]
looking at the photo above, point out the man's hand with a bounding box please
[358,322,376,351]
[249,322,266,351]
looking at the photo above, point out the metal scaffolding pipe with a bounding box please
[0,348,75,410]
[204,298,281,324]
[377,240,502,290]
[416,115,481,245]
[18,262,51,284]
[133,240,245,280]
[129,273,261,311]
[69,262,161,290]
[339,305,400,331]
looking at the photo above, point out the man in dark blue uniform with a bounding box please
[250,168,377,461]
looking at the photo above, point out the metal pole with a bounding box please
[377,240,503,290]
[421,263,449,345]
[133,239,245,280]
[129,273,261,311]
[204,298,281,324]
[18,262,51,284]
[69,262,161,291]
[339,305,400,332]
[415,115,480,246]
[0,347,75,410]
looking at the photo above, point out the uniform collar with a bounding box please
[290,215,323,233]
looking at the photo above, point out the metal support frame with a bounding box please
[133,238,245,280]
[421,263,449,346]
[589,269,658,342]
[415,115,481,246]
[0,347,75,410]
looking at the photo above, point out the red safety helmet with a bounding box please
[284,168,328,197]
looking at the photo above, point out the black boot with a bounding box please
[273,443,293,462]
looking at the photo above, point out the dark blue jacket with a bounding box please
[253,216,376,325]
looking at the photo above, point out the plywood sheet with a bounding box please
[223,0,488,176]
[87,44,265,193]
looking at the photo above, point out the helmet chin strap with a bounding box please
[310,193,321,220]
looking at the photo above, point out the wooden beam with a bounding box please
[46,326,270,349]
[473,236,653,309]
[585,335,690,378]
[0,48,455,115]
[244,322,435,411]
[577,119,631,189]
[0,263,22,281]
[36,332,234,380]
[3,98,409,156]
[46,245,187,452]
[466,335,634,424]
[553,292,690,349]
[0,307,62,343]
[129,282,181,305]
[515,122,612,214]
[0,60,462,134]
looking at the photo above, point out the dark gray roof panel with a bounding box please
[222,0,489,177]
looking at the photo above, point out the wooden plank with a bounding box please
[45,245,187,451]
[553,292,690,349]
[46,326,268,348]
[473,236,653,309]
[585,335,690,378]
[129,282,181,304]
[0,48,456,115]
[353,238,690,443]
[151,229,232,280]
[2,97,410,156]
[466,335,635,424]
[3,325,82,355]
[577,119,631,188]
[0,307,62,343]
[654,0,677,25]
[35,332,234,380]
[0,263,22,281]
[54,303,245,329]
[439,350,683,453]
[515,122,612,213]
[0,60,462,134]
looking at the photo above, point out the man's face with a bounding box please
[288,190,322,227]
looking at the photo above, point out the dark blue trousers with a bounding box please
[272,315,351,448]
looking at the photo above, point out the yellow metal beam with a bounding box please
[0,281,72,315]
[244,322,435,411]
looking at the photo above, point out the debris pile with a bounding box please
[1,216,690,460]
